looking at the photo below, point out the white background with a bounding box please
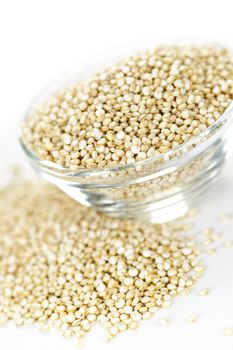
[1,0,233,349]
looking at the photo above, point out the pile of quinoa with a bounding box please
[0,181,201,340]
[21,45,233,170]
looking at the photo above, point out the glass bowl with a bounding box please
[19,47,233,223]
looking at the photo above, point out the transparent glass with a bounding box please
[19,45,233,223]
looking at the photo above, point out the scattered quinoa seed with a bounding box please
[198,288,209,296]
[186,315,199,323]
[218,214,232,223]
[39,324,50,333]
[202,228,214,236]
[223,327,233,336]
[159,318,171,326]
[207,248,217,256]
[223,241,233,249]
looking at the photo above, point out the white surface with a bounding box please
[1,0,233,349]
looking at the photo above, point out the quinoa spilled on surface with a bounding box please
[0,181,201,339]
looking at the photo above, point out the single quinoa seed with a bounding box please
[198,288,209,296]
[186,314,199,323]
[223,241,233,249]
[224,327,233,336]
[0,180,200,340]
[218,214,232,223]
[21,45,233,170]
[159,318,171,326]
[207,248,217,256]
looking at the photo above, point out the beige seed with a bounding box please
[15,318,24,326]
[0,314,8,325]
[159,318,171,326]
[63,135,72,145]
[128,268,138,277]
[109,326,118,336]
[162,301,171,308]
[123,306,133,314]
[115,299,125,309]
[34,310,43,319]
[123,277,133,286]
[186,314,198,323]
[128,321,138,330]
[207,248,217,255]
[116,131,125,140]
[63,329,72,338]
[223,241,233,249]
[75,272,83,282]
[142,312,152,320]
[96,283,106,292]
[224,327,233,336]
[79,140,87,150]
[39,324,50,333]
[182,248,192,256]
[194,266,205,273]
[198,288,209,296]
[218,214,232,223]
[66,314,76,323]
[202,228,214,236]
[131,311,142,322]
[118,323,127,332]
